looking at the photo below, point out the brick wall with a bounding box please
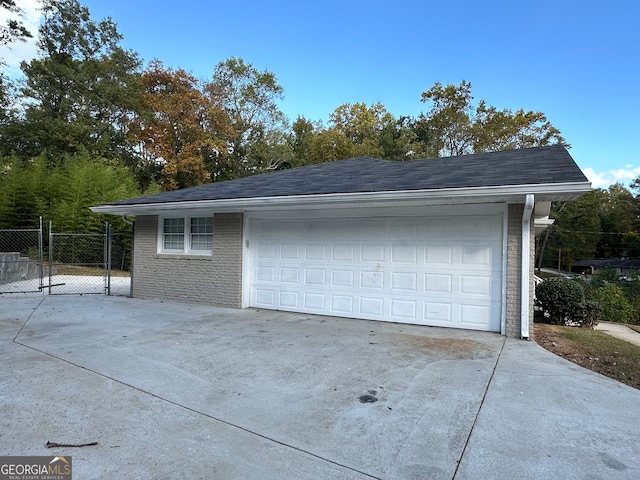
[132,213,243,307]
[505,204,535,339]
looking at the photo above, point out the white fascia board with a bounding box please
[90,181,592,216]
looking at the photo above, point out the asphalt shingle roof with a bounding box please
[108,145,588,206]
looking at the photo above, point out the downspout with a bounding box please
[521,194,535,339]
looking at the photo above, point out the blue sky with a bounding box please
[2,0,639,189]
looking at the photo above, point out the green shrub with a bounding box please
[578,300,602,329]
[535,277,585,325]
[587,282,634,324]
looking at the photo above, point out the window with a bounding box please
[160,216,213,254]
[190,217,213,251]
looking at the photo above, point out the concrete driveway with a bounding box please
[1,295,639,479]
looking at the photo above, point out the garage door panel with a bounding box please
[304,292,325,310]
[391,272,418,292]
[460,275,491,296]
[392,245,417,263]
[461,246,493,266]
[250,215,503,332]
[258,243,276,259]
[281,244,300,259]
[425,273,452,293]
[256,266,275,282]
[304,268,326,285]
[332,245,355,261]
[305,244,326,260]
[459,304,493,329]
[425,245,453,264]
[361,245,385,262]
[280,291,299,308]
[360,271,384,289]
[280,267,299,284]
[331,269,355,287]
[360,297,385,317]
[423,301,453,325]
[255,288,275,306]
[391,299,417,320]
[331,295,355,314]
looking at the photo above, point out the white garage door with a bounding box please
[249,214,503,332]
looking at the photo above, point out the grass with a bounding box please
[535,323,640,389]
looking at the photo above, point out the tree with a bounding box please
[473,101,566,152]
[543,190,605,270]
[0,0,33,45]
[292,103,431,165]
[597,184,640,258]
[0,152,144,231]
[0,0,143,164]
[208,57,289,174]
[130,60,233,190]
[418,80,567,157]
[419,81,475,157]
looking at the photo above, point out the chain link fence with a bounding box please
[1,220,131,296]
[48,223,132,296]
[0,220,45,294]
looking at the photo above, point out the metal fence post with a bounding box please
[106,223,112,296]
[38,216,44,292]
[48,220,53,295]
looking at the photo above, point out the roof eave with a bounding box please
[91,182,592,216]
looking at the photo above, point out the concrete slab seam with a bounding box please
[12,294,46,342]
[451,336,507,479]
[12,330,382,479]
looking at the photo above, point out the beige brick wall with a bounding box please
[505,204,535,339]
[132,213,243,308]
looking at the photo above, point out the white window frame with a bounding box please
[158,215,213,255]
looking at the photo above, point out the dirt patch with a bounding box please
[535,323,640,390]
[388,334,495,360]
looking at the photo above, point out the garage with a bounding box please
[93,146,591,337]
[249,213,504,332]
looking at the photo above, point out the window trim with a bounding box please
[158,214,213,255]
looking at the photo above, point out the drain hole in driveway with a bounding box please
[359,394,378,403]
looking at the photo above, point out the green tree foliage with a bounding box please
[544,190,605,270]
[292,104,433,165]
[0,0,143,164]
[0,153,146,231]
[539,184,640,271]
[0,156,48,228]
[208,57,290,174]
[597,184,640,258]
[0,0,33,45]
[586,281,634,324]
[418,80,567,157]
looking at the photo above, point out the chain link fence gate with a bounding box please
[0,218,45,294]
[48,222,132,296]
